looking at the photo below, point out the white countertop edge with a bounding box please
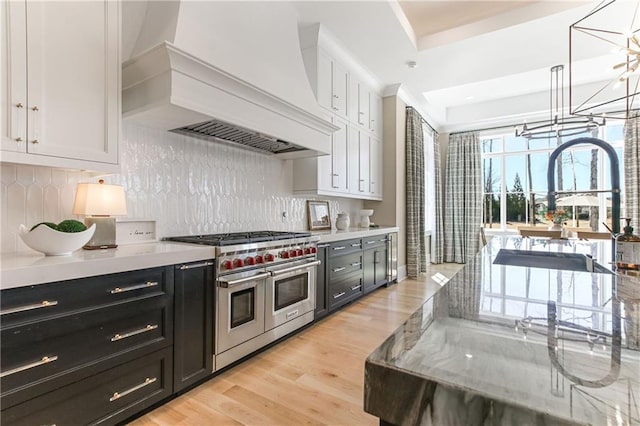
[312,226,399,243]
[1,242,216,290]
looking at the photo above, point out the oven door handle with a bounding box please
[269,260,321,277]
[217,272,270,288]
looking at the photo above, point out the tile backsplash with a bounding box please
[1,123,362,253]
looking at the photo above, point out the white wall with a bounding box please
[1,124,362,253]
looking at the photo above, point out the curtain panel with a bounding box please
[624,114,640,230]
[444,132,482,263]
[406,107,427,278]
[431,132,445,264]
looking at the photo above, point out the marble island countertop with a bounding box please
[365,236,640,426]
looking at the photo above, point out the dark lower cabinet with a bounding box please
[314,243,330,320]
[2,347,173,426]
[173,260,215,392]
[363,236,388,294]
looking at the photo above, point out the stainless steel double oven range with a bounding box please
[166,231,319,370]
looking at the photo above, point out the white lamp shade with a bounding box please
[73,182,127,216]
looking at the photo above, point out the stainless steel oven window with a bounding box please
[274,274,309,311]
[231,288,255,328]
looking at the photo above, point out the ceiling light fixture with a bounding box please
[516,65,605,140]
[569,0,640,119]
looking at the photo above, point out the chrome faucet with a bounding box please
[546,137,621,235]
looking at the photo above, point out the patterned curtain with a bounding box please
[432,132,445,264]
[624,114,640,230]
[406,107,427,278]
[444,131,482,263]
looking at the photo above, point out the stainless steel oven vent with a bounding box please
[171,119,305,155]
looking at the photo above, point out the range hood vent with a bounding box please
[172,119,306,155]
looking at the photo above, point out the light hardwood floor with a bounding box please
[130,263,463,426]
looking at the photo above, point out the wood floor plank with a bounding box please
[130,268,462,426]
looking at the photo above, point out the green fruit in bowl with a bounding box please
[30,222,59,232]
[56,219,87,233]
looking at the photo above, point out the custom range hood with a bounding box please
[122,1,336,159]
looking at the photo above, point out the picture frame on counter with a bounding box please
[307,200,331,230]
[116,219,157,245]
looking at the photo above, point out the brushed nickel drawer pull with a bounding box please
[0,300,58,316]
[178,261,214,270]
[351,243,361,247]
[351,284,362,291]
[333,266,346,273]
[0,355,58,378]
[332,246,346,251]
[367,240,377,244]
[110,281,158,294]
[351,262,362,267]
[109,377,157,402]
[333,292,346,299]
[111,324,158,342]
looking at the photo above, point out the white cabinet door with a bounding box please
[25,1,118,163]
[331,60,348,119]
[369,93,382,135]
[330,116,349,192]
[1,0,27,153]
[317,50,332,113]
[317,49,348,119]
[357,83,370,128]
[357,130,370,194]
[370,137,383,199]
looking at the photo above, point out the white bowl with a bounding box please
[19,223,96,256]
[359,209,374,216]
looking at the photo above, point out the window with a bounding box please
[481,124,625,232]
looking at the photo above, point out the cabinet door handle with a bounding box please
[332,246,346,251]
[0,355,58,378]
[109,377,157,402]
[110,281,158,294]
[111,324,158,342]
[317,243,330,248]
[31,139,39,144]
[350,284,362,291]
[0,300,58,316]
[367,240,377,245]
[351,243,361,247]
[178,261,213,270]
[15,137,22,142]
[332,107,339,111]
[333,266,346,273]
[31,106,39,111]
[16,102,24,108]
[351,262,362,267]
[333,94,339,99]
[333,291,346,299]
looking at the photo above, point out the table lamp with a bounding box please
[73,179,127,249]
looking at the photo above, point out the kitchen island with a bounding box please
[365,236,640,425]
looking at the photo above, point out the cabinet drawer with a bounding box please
[329,253,363,279]
[1,347,173,426]
[363,235,387,249]
[1,296,172,403]
[329,238,362,257]
[328,273,363,311]
[1,267,172,328]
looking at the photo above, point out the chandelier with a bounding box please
[516,65,606,140]
[570,0,640,119]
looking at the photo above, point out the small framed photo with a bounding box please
[307,200,331,230]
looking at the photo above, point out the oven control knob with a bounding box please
[281,251,290,259]
[289,249,298,258]
[234,258,244,268]
[266,253,275,262]
[304,247,312,255]
[222,260,233,270]
[255,255,264,264]
[310,247,317,254]
[296,249,304,256]
[246,256,256,266]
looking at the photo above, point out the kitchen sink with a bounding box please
[493,249,613,274]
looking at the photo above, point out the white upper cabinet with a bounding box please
[317,49,348,119]
[370,136,383,198]
[1,0,119,172]
[369,93,382,135]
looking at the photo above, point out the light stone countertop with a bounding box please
[1,242,216,290]
[311,226,399,243]
[365,236,640,426]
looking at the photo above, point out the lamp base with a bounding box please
[83,216,117,250]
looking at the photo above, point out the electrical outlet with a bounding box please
[281,211,287,222]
